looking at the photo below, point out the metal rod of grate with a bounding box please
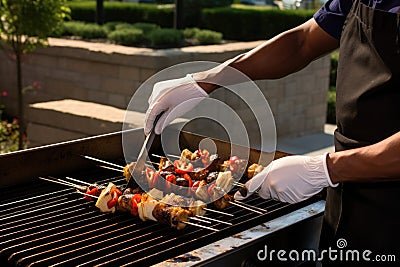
[0,170,292,267]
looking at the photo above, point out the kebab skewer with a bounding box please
[39,177,220,231]
[81,149,266,212]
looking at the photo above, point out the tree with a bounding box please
[0,0,70,149]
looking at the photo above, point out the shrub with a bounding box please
[67,2,174,27]
[62,21,85,35]
[183,0,233,27]
[327,51,338,124]
[63,21,107,38]
[115,23,137,31]
[103,21,125,33]
[327,88,336,124]
[149,28,183,47]
[108,28,144,46]
[183,27,200,39]
[132,22,160,35]
[77,23,107,39]
[201,7,314,41]
[195,29,222,44]
[67,1,315,40]
[330,51,339,86]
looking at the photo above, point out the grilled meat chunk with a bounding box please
[247,163,264,179]
[209,186,232,210]
[188,168,209,181]
[188,200,207,216]
[152,202,191,230]
[206,154,223,172]
[206,172,219,184]
[123,162,136,182]
[123,187,143,196]
[159,157,175,172]
[117,194,133,213]
[213,193,233,210]
[180,149,200,161]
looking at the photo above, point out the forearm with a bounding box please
[327,131,400,183]
[193,18,338,93]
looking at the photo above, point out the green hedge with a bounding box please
[200,7,314,41]
[67,2,315,41]
[67,2,174,27]
[327,51,339,124]
[149,28,184,47]
[108,28,144,46]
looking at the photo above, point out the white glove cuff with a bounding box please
[187,74,209,97]
[322,152,339,188]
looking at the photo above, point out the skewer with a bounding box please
[203,207,234,217]
[81,155,125,169]
[181,221,219,232]
[229,201,264,215]
[189,216,212,224]
[38,177,85,190]
[233,181,245,186]
[75,190,99,199]
[233,200,267,213]
[48,176,83,188]
[97,165,123,173]
[65,176,93,186]
[97,163,155,174]
[166,154,180,159]
[196,215,233,225]
[41,175,228,231]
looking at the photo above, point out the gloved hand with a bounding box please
[234,153,338,203]
[144,74,208,135]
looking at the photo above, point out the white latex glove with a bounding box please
[144,74,208,135]
[234,153,338,203]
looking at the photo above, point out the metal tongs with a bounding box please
[125,112,164,190]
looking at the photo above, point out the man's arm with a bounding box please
[328,131,400,183]
[194,18,339,93]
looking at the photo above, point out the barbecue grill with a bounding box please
[0,129,325,266]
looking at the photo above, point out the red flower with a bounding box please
[2,91,8,97]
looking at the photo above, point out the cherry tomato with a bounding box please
[183,174,193,187]
[107,198,118,209]
[84,187,98,201]
[165,173,176,192]
[111,188,122,198]
[166,174,176,184]
[131,193,142,216]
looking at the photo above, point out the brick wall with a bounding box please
[0,38,330,144]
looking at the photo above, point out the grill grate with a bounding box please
[0,165,312,267]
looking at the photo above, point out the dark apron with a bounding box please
[319,0,400,265]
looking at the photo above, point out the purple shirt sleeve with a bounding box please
[313,0,354,40]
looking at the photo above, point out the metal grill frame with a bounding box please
[0,129,325,266]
